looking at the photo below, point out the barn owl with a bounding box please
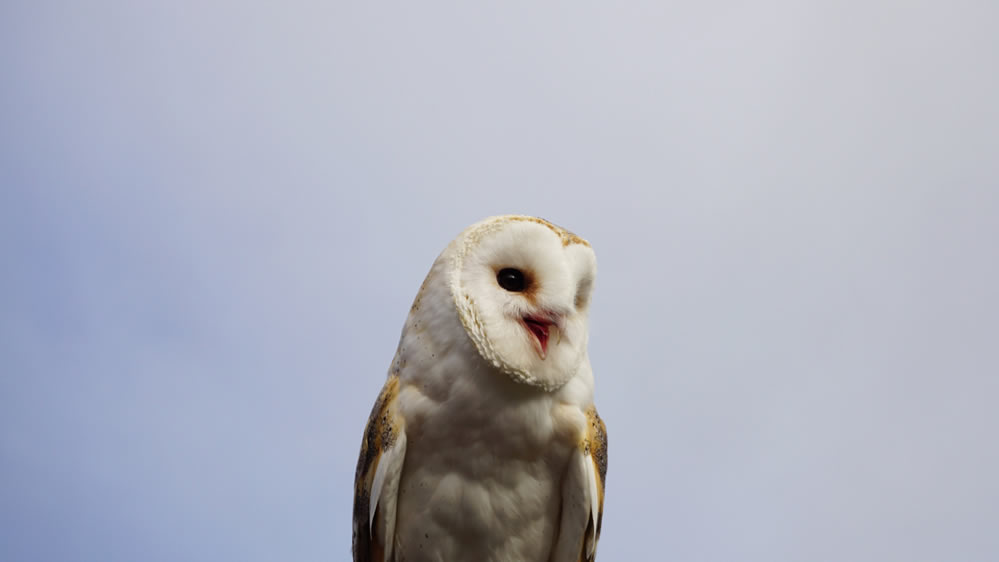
[352,215,607,562]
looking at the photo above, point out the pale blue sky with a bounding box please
[2,2,998,561]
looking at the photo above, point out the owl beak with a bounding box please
[522,313,561,360]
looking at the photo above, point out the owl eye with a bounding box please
[496,268,527,292]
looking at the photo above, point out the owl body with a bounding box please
[353,216,606,562]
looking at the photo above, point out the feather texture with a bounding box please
[352,375,404,562]
[351,216,607,561]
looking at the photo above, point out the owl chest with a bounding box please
[393,379,579,560]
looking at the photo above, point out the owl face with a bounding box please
[448,216,597,391]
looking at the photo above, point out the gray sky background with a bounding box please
[2,2,998,561]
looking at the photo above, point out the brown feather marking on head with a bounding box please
[508,216,591,248]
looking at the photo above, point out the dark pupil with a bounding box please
[497,268,526,292]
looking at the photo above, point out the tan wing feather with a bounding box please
[582,406,608,561]
[551,405,608,562]
[352,374,404,562]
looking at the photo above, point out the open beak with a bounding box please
[522,313,562,360]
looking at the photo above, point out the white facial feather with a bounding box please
[448,216,598,390]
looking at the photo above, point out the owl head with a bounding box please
[444,215,597,391]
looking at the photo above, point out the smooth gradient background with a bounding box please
[3,2,998,561]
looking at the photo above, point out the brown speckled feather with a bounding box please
[352,374,402,562]
[582,406,608,561]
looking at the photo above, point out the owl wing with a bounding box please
[552,406,608,562]
[352,374,407,562]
